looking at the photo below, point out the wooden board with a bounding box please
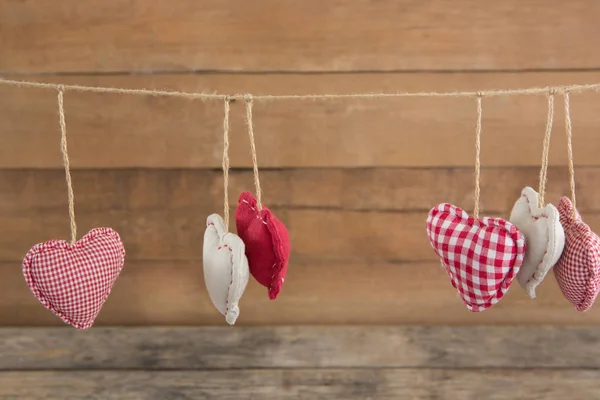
[0,369,597,400]
[2,72,600,168]
[3,260,599,326]
[5,167,600,214]
[2,326,600,369]
[2,1,600,73]
[1,168,600,262]
[1,326,597,399]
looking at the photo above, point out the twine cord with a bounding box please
[244,95,263,211]
[222,97,231,230]
[57,87,77,245]
[538,92,555,208]
[473,94,483,219]
[1,78,600,101]
[564,92,577,215]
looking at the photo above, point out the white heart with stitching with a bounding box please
[202,213,250,325]
[509,186,565,298]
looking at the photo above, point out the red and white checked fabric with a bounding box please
[426,203,526,312]
[554,197,600,311]
[22,227,125,330]
[235,191,291,300]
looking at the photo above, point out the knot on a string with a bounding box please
[244,93,253,103]
[476,91,484,98]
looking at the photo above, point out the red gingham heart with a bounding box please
[426,203,526,312]
[554,197,600,311]
[235,191,291,300]
[22,227,126,330]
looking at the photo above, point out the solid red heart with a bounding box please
[22,227,126,330]
[235,191,291,300]
[426,203,526,312]
[554,197,600,311]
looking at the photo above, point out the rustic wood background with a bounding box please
[1,1,600,398]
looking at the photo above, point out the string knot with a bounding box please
[476,91,484,98]
[244,93,253,103]
[549,88,557,96]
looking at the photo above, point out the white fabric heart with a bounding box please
[202,213,250,325]
[509,186,565,298]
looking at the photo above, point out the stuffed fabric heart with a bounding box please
[203,213,250,325]
[553,197,600,311]
[426,203,525,312]
[22,227,125,330]
[509,187,565,299]
[235,191,290,300]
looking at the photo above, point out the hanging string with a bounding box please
[57,87,77,245]
[244,95,263,211]
[564,92,577,215]
[538,91,555,208]
[2,78,600,101]
[473,94,483,219]
[222,97,231,230]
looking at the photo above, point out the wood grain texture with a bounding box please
[2,0,600,73]
[2,260,599,326]
[2,326,600,369]
[2,72,600,168]
[0,369,596,399]
[5,167,600,213]
[1,168,600,263]
[2,168,600,263]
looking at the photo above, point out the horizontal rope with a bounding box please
[1,78,600,101]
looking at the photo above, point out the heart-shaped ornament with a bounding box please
[426,203,525,312]
[203,213,250,325]
[553,197,600,311]
[235,192,291,300]
[22,227,126,330]
[509,187,565,299]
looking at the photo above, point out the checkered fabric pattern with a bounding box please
[22,227,125,330]
[426,203,526,312]
[554,197,600,311]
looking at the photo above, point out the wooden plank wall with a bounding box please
[2,0,600,328]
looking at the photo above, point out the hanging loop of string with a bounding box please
[57,87,77,245]
[222,97,231,230]
[538,91,555,208]
[473,93,483,219]
[244,94,263,211]
[564,91,577,216]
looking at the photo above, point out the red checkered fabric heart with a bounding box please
[554,197,600,311]
[426,203,526,312]
[22,227,126,330]
[235,191,291,300]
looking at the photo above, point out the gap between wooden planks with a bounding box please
[1,168,600,262]
[2,72,600,168]
[1,0,600,73]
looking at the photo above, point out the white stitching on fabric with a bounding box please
[242,199,267,225]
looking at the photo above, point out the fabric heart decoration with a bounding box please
[509,187,565,299]
[553,197,600,311]
[235,191,291,300]
[203,213,250,325]
[426,203,526,312]
[22,227,126,330]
